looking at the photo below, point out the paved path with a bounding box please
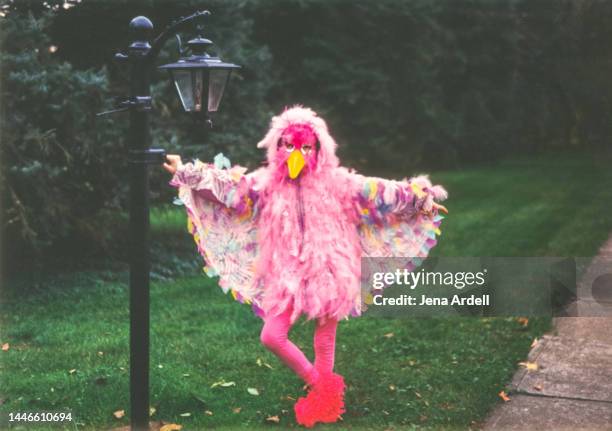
[483,236,612,431]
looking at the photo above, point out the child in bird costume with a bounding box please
[163,106,448,427]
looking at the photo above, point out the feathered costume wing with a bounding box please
[354,174,447,300]
[170,158,263,305]
[170,107,447,318]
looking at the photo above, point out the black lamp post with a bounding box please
[102,10,240,431]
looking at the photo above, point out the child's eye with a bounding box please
[301,145,313,155]
[284,143,295,152]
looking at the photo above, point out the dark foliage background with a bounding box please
[2,0,612,267]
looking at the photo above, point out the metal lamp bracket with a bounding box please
[97,96,152,116]
[128,148,167,165]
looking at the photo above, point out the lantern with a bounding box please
[159,36,240,114]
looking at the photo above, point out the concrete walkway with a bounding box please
[483,237,612,431]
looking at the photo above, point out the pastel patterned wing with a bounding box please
[355,176,445,302]
[177,185,263,308]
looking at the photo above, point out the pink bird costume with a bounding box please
[169,106,447,427]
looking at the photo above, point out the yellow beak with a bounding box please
[287,150,305,179]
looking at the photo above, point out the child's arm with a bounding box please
[164,154,255,213]
[346,170,448,222]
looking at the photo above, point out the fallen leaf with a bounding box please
[266,415,280,423]
[182,373,190,377]
[498,391,510,402]
[211,380,236,388]
[383,332,395,338]
[68,369,77,375]
[517,317,529,327]
[149,407,156,417]
[247,387,260,396]
[256,358,274,369]
[158,364,163,369]
[533,384,543,391]
[389,385,397,391]
[232,407,241,414]
[160,424,182,431]
[518,361,539,371]
[531,338,539,348]
[97,351,104,356]
[179,412,191,417]
[414,391,422,398]
[204,410,213,416]
[113,410,125,419]
[2,343,9,351]
[281,395,296,401]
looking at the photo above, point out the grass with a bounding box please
[432,151,612,257]
[1,151,611,430]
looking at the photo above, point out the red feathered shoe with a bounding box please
[294,372,346,427]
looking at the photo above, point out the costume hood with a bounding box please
[257,106,340,172]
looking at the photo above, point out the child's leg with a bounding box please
[260,305,318,384]
[314,317,338,375]
[294,317,344,427]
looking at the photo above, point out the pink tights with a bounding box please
[260,305,337,385]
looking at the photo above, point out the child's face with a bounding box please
[276,123,318,179]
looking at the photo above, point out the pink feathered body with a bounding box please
[170,107,447,324]
[254,165,365,323]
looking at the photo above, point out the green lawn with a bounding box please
[1,152,611,430]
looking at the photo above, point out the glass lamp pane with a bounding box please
[193,70,205,112]
[207,69,230,112]
[172,70,195,111]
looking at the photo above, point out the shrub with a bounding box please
[1,11,126,260]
